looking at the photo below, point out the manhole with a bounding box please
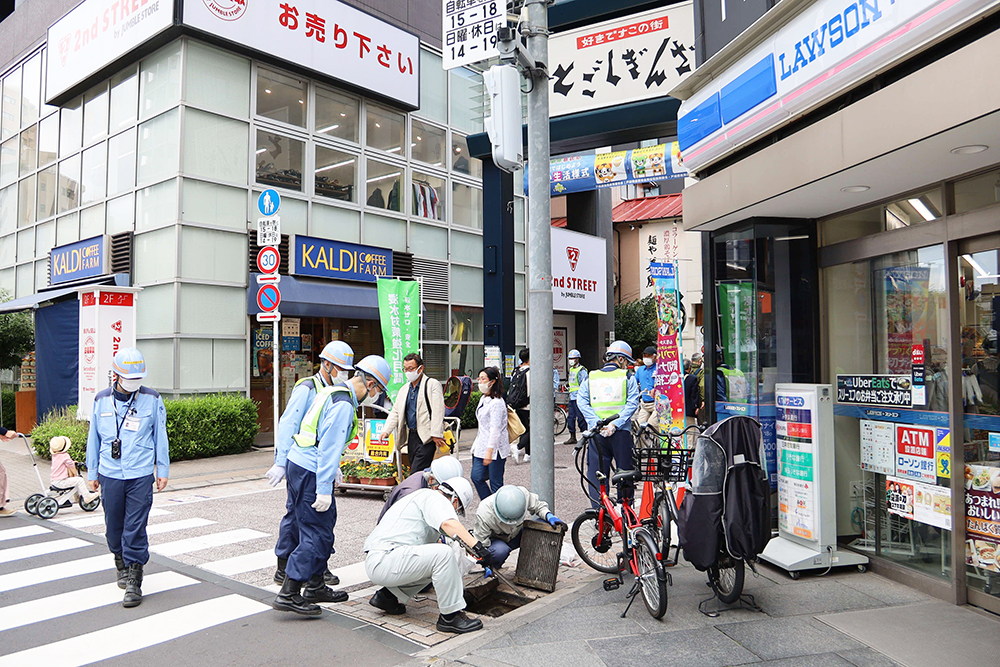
[463,575,531,618]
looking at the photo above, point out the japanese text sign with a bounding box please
[650,262,685,435]
[775,388,818,541]
[377,279,420,399]
[966,464,1000,569]
[183,0,420,108]
[291,235,392,283]
[551,227,607,315]
[443,0,503,70]
[542,143,687,196]
[50,236,109,285]
[895,424,936,483]
[836,374,912,409]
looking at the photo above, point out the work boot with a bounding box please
[301,573,348,603]
[123,563,143,608]
[114,554,128,590]
[562,434,578,445]
[369,587,406,615]
[436,610,483,634]
[273,557,288,585]
[272,577,322,616]
[324,567,340,586]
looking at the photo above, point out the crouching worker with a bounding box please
[49,436,100,507]
[377,455,463,523]
[473,485,566,568]
[365,476,491,634]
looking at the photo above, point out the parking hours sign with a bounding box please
[443,0,504,70]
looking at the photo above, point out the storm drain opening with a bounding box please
[462,576,533,617]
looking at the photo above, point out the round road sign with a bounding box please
[258,189,281,216]
[256,246,280,274]
[256,284,281,312]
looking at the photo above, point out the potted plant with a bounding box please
[356,462,374,485]
[340,460,360,484]
[369,461,398,487]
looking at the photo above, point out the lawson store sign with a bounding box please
[290,235,392,283]
[676,0,1000,172]
[51,236,109,285]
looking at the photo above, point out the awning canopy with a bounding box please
[612,194,683,224]
[0,274,129,314]
[247,274,379,320]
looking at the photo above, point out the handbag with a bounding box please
[506,405,526,443]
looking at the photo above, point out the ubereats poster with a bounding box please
[551,227,607,315]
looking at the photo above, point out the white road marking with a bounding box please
[0,525,50,542]
[57,507,172,529]
[200,549,275,576]
[151,529,269,557]
[135,518,216,536]
[0,594,268,667]
[0,571,198,632]
[0,537,91,564]
[0,555,113,593]
[329,561,371,589]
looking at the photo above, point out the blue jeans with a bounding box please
[567,399,587,435]
[284,461,337,582]
[486,529,523,568]
[471,455,506,500]
[100,474,154,566]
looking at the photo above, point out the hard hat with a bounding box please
[355,355,391,390]
[440,476,474,516]
[111,347,147,379]
[494,486,528,525]
[643,346,656,357]
[319,341,354,370]
[430,456,463,481]
[568,349,581,360]
[606,340,634,363]
[49,436,71,455]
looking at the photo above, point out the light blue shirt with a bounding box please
[553,369,560,393]
[86,387,169,481]
[287,388,358,495]
[275,373,329,468]
[577,363,640,431]
[634,364,656,403]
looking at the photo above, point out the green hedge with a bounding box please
[31,394,259,462]
[1,389,14,431]
[461,391,482,429]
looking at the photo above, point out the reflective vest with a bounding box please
[293,385,359,448]
[568,365,585,393]
[720,366,749,403]
[588,369,628,419]
[294,374,323,392]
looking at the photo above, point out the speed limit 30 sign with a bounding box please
[257,246,280,274]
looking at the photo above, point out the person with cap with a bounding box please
[633,346,659,429]
[268,340,354,588]
[377,455,463,522]
[470,366,509,499]
[0,427,18,518]
[272,354,392,616]
[49,436,100,507]
[561,349,589,445]
[85,347,169,608]
[472,485,565,568]
[578,341,641,508]
[381,352,446,479]
[365,476,490,634]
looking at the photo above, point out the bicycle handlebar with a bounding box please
[573,414,620,451]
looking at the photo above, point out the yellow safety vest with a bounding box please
[568,365,585,393]
[293,385,359,448]
[588,369,628,419]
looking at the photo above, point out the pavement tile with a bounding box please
[629,593,767,634]
[754,653,854,666]
[479,635,515,651]
[748,579,885,617]
[716,616,865,661]
[506,604,647,646]
[588,626,760,667]
[474,638,608,667]
[836,648,907,667]
[835,575,934,607]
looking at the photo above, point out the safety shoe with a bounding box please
[562,435,578,445]
[324,567,340,586]
[369,587,406,615]
[436,610,483,634]
[272,577,322,616]
[301,574,348,603]
[273,556,288,585]
[123,563,143,608]
[114,554,128,590]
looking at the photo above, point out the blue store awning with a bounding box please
[247,274,379,320]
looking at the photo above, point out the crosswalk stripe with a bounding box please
[330,561,371,589]
[57,508,172,529]
[0,594,268,667]
[0,526,51,543]
[200,549,275,576]
[0,571,198,632]
[140,518,217,536]
[150,529,269,557]
[0,537,91,565]
[0,555,113,593]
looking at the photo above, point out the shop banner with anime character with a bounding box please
[650,262,685,436]
[531,142,688,196]
[377,278,420,400]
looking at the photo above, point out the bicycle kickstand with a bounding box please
[621,578,642,618]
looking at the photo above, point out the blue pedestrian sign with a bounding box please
[258,189,280,216]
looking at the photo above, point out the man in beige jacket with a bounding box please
[383,353,446,476]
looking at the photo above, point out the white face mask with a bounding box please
[643,358,654,367]
[404,369,420,384]
[119,377,142,393]
[569,359,578,367]
[478,382,492,395]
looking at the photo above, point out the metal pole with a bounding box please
[525,0,553,510]
[273,319,280,446]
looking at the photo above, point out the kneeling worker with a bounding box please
[377,455,463,523]
[365,476,491,634]
[473,485,565,567]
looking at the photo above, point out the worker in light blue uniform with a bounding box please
[267,340,354,587]
[578,341,640,508]
[273,355,392,616]
[85,348,169,609]
[561,349,588,445]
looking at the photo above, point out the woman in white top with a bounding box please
[470,367,510,500]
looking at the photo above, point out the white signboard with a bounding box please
[775,388,818,541]
[548,3,695,118]
[77,288,138,420]
[484,345,501,371]
[183,0,421,108]
[551,227,607,315]
[46,0,175,102]
[860,419,895,475]
[443,0,503,70]
[885,475,952,530]
[257,217,281,247]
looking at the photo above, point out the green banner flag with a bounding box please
[377,278,420,399]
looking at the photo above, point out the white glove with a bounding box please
[312,493,332,512]
[600,424,617,438]
[265,464,286,487]
[335,468,344,486]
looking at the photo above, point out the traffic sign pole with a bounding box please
[256,190,283,449]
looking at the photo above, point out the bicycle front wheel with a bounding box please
[634,528,667,619]
[572,509,621,574]
[651,493,672,563]
[554,406,568,436]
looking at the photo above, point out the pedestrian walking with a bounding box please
[633,346,659,428]
[0,426,17,517]
[561,349,588,445]
[508,349,531,463]
[470,367,509,499]
[382,353,446,477]
[472,485,565,567]
[85,348,169,608]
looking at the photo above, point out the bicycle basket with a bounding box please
[631,447,693,483]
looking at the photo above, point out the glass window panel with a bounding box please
[137,108,179,185]
[2,70,21,139]
[954,170,1000,215]
[37,113,58,167]
[418,50,447,124]
[59,97,82,156]
[515,273,525,308]
[255,130,303,192]
[57,153,81,213]
[134,227,176,283]
[81,143,107,205]
[409,222,447,259]
[214,339,246,389]
[451,133,482,178]
[366,103,405,154]
[365,159,402,212]
[451,230,482,265]
[450,344,484,378]
[0,267,12,294]
[513,197,524,241]
[256,67,306,127]
[515,310,526,344]
[1,135,17,187]
[83,83,109,146]
[139,338,174,389]
[450,67,484,135]
[411,171,445,221]
[16,227,33,261]
[140,41,182,120]
[35,258,47,290]
[362,213,406,251]
[136,283,175,336]
[185,41,250,118]
[36,165,56,221]
[15,262,32,298]
[423,303,448,340]
[183,109,248,184]
[80,204,104,238]
[19,125,36,176]
[0,184,14,235]
[34,220,54,258]
[182,180,248,229]
[180,227,246,282]
[136,178,178,230]
[452,182,482,229]
[56,212,80,246]
[514,242,525,272]
[0,234,11,265]
[423,343,449,381]
[18,175,34,227]
[109,67,139,133]
[451,306,484,341]
[451,264,483,304]
[179,284,245,335]
[315,87,359,143]
[20,55,41,128]
[178,338,213,390]
[884,188,943,230]
[311,203,360,243]
[315,146,356,202]
[411,119,446,167]
[106,193,135,235]
[107,128,136,196]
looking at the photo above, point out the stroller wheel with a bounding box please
[24,494,45,515]
[79,495,102,512]
[36,496,60,520]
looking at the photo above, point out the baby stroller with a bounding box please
[677,416,771,610]
[19,434,102,520]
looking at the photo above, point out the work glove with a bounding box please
[600,424,617,438]
[545,513,568,531]
[265,464,286,487]
[335,467,344,486]
[312,493,333,512]
[471,541,495,568]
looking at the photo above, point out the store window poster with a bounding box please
[882,266,931,375]
[253,328,274,379]
[966,463,1000,572]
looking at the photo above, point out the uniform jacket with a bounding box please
[472,485,550,546]
[577,363,641,431]
[382,374,445,447]
[287,387,358,495]
[275,373,333,468]
[86,387,169,481]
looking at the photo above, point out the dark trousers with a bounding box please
[516,409,530,454]
[276,473,336,561]
[586,429,634,509]
[471,455,506,500]
[100,474,154,566]
[486,529,523,568]
[567,400,587,435]
[407,429,435,476]
[284,461,336,582]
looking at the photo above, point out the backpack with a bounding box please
[507,367,529,409]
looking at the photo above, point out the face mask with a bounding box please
[404,369,420,384]
[643,358,653,367]
[118,377,142,393]
[569,359,578,367]
[478,382,492,394]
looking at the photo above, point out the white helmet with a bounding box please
[430,456,463,482]
[440,476,474,516]
[494,486,528,525]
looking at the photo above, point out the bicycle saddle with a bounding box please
[611,470,642,486]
